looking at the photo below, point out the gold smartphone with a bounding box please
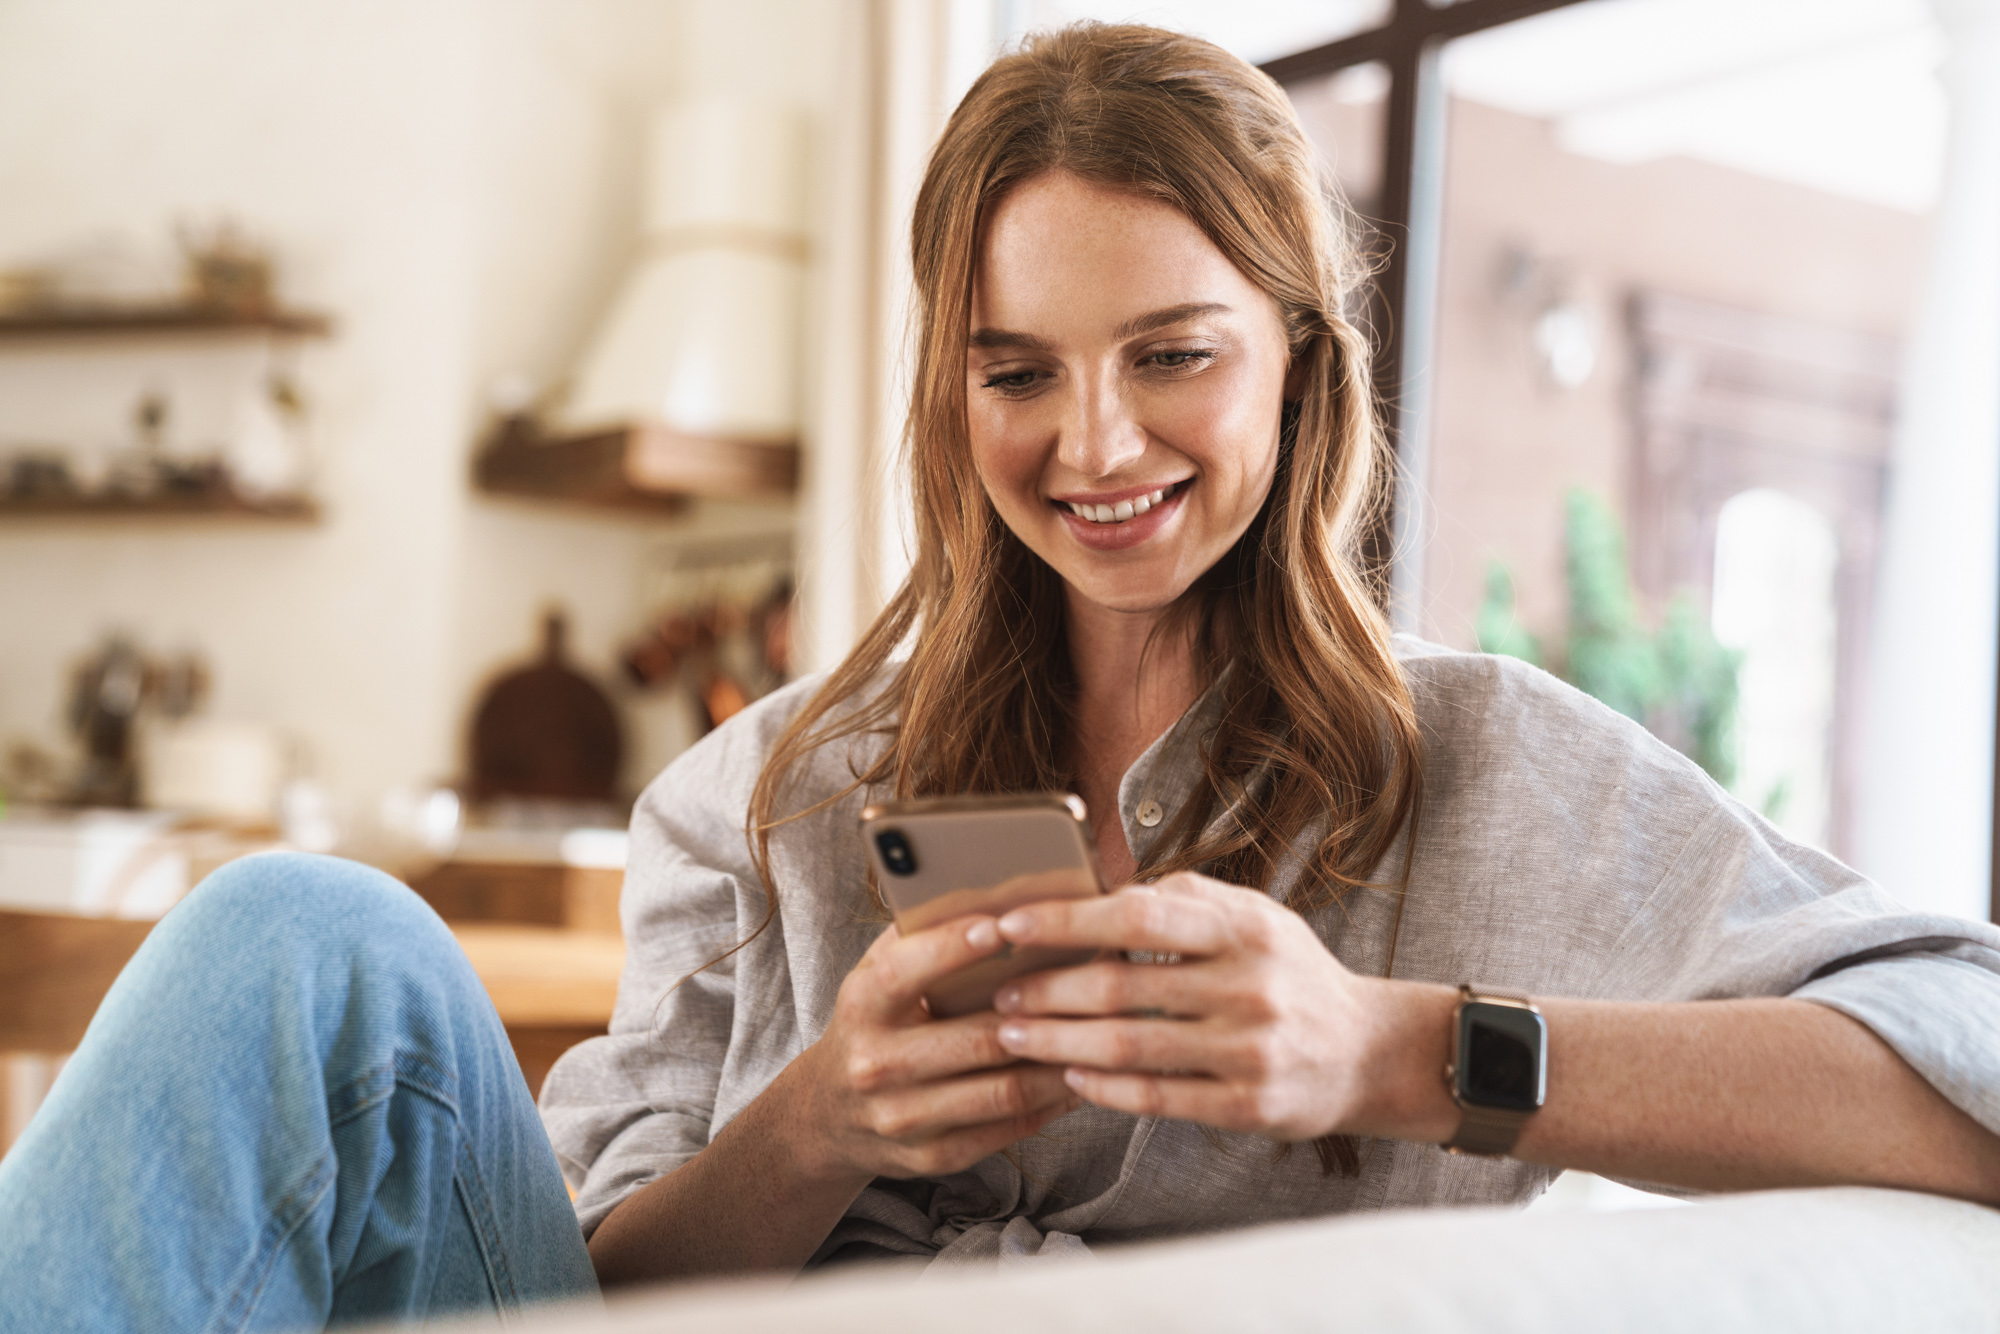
[859,793,1105,1017]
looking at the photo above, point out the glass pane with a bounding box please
[1288,61,1390,215]
[1712,488,1840,849]
[1341,0,1987,921]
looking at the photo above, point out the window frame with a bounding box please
[1261,0,1592,617]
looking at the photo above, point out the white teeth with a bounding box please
[1065,484,1177,524]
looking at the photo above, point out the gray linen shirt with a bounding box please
[540,639,2000,1265]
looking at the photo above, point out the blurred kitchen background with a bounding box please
[2,0,1996,1205]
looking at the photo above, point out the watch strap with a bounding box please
[1444,984,1540,1157]
[1444,1101,1531,1156]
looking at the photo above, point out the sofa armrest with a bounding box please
[453,1187,2000,1334]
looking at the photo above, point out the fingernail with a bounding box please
[1063,1067,1086,1089]
[998,911,1033,940]
[994,984,1021,1013]
[1120,883,1157,895]
[998,1022,1027,1049]
[966,918,998,949]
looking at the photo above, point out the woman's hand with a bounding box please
[988,873,1401,1141]
[787,914,1081,1187]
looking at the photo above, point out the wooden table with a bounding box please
[0,893,625,1135]
[449,922,625,1092]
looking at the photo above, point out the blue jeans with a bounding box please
[0,853,601,1331]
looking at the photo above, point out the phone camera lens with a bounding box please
[874,829,918,876]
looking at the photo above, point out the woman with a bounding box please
[3,21,1996,1329]
[558,22,2000,1278]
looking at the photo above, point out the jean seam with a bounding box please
[373,1052,519,1310]
[212,1051,470,1333]
[326,1053,520,1318]
[206,1153,338,1334]
[325,1062,396,1131]
[322,1053,462,1141]
[454,1134,524,1315]
[389,1051,462,1116]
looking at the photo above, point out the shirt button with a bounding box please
[1136,799,1163,828]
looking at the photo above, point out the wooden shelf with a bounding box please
[0,492,319,521]
[0,306,332,340]
[0,307,332,521]
[473,414,798,514]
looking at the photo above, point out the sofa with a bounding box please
[433,1186,2000,1333]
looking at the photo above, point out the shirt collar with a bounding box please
[1114,669,1248,870]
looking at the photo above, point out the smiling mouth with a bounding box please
[1057,481,1184,525]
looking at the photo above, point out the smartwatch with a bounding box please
[1442,984,1546,1156]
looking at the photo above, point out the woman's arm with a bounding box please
[586,1055,862,1284]
[989,876,2000,1203]
[587,914,1078,1287]
[1361,984,2000,1200]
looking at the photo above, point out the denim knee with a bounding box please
[170,851,458,976]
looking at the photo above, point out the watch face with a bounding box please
[1457,1002,1546,1112]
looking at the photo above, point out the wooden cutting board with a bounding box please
[468,610,623,802]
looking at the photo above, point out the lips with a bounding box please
[1056,481,1183,526]
[1051,480,1188,551]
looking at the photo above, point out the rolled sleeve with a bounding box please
[1589,782,2000,1137]
[537,722,762,1238]
[1794,942,2000,1136]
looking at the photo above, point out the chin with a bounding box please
[1061,570,1193,617]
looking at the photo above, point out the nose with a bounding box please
[1057,365,1147,480]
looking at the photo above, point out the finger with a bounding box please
[880,1096,1084,1181]
[1060,1068,1265,1131]
[994,1015,1249,1077]
[851,914,1006,1019]
[1146,871,1278,907]
[995,957,1227,1019]
[847,1011,1025,1092]
[996,885,1233,957]
[864,1062,1076,1142]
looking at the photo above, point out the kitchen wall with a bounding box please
[0,0,863,824]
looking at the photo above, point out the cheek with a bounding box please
[1169,366,1283,493]
[968,402,1047,508]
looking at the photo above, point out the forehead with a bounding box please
[971,171,1268,330]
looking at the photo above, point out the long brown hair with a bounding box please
[747,23,1423,1173]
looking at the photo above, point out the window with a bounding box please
[1267,0,1998,920]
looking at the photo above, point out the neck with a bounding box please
[1064,587,1200,761]
[1061,587,1202,887]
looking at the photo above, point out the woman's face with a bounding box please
[966,171,1293,616]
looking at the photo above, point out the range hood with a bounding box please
[555,100,806,445]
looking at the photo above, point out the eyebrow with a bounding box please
[968,326,1055,352]
[967,301,1231,353]
[1113,301,1230,340]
